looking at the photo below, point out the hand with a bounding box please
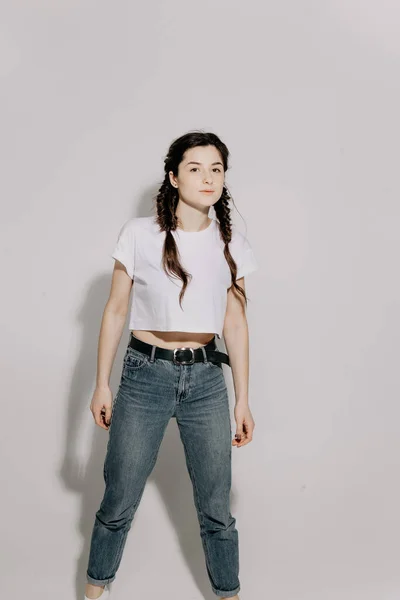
[89,385,113,430]
[233,403,255,447]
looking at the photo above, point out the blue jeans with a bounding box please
[86,339,240,598]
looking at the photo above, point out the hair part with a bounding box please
[153,130,248,310]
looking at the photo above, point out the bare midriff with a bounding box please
[130,330,216,349]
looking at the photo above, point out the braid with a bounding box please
[214,187,248,306]
[154,176,192,309]
[155,179,179,233]
[213,189,232,244]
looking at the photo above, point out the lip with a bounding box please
[200,190,214,193]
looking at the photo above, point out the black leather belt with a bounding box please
[129,333,230,367]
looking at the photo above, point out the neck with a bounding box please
[175,211,212,232]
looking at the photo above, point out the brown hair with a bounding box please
[153,130,248,309]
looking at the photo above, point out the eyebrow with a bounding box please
[185,161,224,167]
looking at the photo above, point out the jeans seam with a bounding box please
[180,437,219,591]
[111,429,166,575]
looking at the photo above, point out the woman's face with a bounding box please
[169,145,225,210]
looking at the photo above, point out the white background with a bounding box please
[1,1,399,599]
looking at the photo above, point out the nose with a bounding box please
[203,173,213,184]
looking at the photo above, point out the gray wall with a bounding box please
[1,1,399,599]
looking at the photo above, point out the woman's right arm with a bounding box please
[90,260,133,430]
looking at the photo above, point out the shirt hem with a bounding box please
[129,323,221,339]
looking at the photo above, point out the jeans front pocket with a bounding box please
[122,347,149,379]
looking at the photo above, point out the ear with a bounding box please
[168,171,178,188]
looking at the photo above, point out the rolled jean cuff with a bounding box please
[86,573,116,586]
[212,584,240,597]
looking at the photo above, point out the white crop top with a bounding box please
[111,215,258,339]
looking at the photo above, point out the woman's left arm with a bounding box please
[222,277,255,448]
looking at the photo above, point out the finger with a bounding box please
[104,406,112,426]
[239,435,253,446]
[99,407,110,426]
[236,431,253,447]
[94,410,108,430]
[235,422,244,439]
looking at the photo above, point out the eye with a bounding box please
[190,167,222,173]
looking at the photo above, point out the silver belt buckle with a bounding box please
[173,346,195,365]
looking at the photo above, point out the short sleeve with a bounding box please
[111,219,135,279]
[231,228,259,280]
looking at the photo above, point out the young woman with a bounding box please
[84,131,258,600]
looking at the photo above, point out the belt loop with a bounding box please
[149,345,156,363]
[200,346,208,363]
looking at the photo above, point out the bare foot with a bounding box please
[85,583,105,599]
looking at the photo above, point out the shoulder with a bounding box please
[116,215,157,237]
[230,224,245,241]
[229,224,252,250]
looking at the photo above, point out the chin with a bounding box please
[196,199,214,208]
[199,195,218,206]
